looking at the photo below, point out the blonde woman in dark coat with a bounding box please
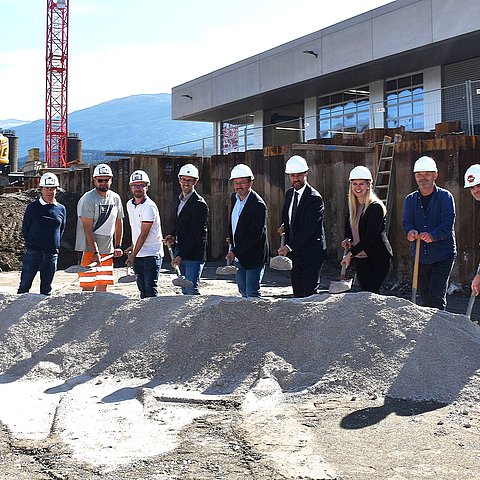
[341,166,392,294]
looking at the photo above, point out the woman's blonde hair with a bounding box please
[348,180,386,227]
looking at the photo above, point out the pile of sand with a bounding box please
[1,291,479,405]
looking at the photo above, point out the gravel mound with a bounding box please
[0,291,479,405]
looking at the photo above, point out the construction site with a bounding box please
[1,0,480,479]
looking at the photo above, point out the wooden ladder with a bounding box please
[373,134,402,233]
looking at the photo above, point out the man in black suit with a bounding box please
[227,164,269,298]
[164,164,208,295]
[278,155,327,297]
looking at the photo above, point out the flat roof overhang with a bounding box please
[177,31,480,123]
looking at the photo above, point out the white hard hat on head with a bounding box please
[229,163,254,180]
[129,170,150,185]
[39,172,59,187]
[285,155,309,174]
[93,163,113,177]
[464,164,480,188]
[178,163,199,179]
[349,166,373,181]
[413,156,437,173]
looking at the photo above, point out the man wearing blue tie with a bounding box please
[278,155,327,297]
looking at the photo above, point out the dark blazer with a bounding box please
[228,189,269,269]
[173,190,209,261]
[282,184,327,265]
[345,201,393,264]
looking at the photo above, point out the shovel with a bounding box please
[118,266,137,284]
[465,260,480,320]
[216,239,236,275]
[166,242,193,288]
[329,247,353,294]
[411,237,421,304]
[269,233,293,271]
[65,253,114,273]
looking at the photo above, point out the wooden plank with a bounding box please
[292,143,375,153]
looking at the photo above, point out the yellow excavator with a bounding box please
[0,133,8,172]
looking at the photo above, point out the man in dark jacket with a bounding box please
[278,155,327,298]
[227,164,268,298]
[403,156,456,310]
[18,172,66,295]
[164,164,208,295]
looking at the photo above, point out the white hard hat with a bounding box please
[349,166,373,181]
[39,172,59,187]
[285,155,309,174]
[413,156,437,173]
[93,163,113,177]
[129,169,150,185]
[464,164,480,188]
[229,163,254,180]
[178,163,199,179]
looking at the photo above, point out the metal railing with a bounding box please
[151,80,480,158]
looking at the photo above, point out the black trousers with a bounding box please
[417,255,455,310]
[290,260,323,298]
[353,256,390,294]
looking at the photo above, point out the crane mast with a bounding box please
[45,0,69,168]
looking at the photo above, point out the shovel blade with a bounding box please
[269,256,293,271]
[216,265,236,275]
[328,279,353,294]
[172,276,193,288]
[65,264,90,273]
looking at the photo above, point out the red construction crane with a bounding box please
[45,0,69,168]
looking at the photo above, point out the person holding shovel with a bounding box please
[278,155,327,298]
[163,164,208,295]
[227,164,269,298]
[74,163,124,292]
[464,164,480,296]
[17,172,66,295]
[402,156,456,310]
[125,170,163,298]
[340,166,392,294]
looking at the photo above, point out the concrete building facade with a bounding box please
[172,0,480,154]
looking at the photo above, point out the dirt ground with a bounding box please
[0,191,479,479]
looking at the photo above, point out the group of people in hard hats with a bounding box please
[15,155,480,309]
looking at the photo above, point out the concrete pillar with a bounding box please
[423,66,442,131]
[213,121,222,155]
[253,110,264,149]
[369,80,385,129]
[304,97,318,141]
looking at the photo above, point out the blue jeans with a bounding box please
[179,259,204,295]
[234,261,265,298]
[134,255,162,298]
[418,255,455,310]
[18,249,58,295]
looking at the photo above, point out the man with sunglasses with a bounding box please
[164,164,208,295]
[75,163,124,291]
[125,170,163,298]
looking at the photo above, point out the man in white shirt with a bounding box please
[125,170,163,298]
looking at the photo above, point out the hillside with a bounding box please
[8,93,212,160]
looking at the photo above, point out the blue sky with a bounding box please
[1,0,392,121]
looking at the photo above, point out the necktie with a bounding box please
[291,191,298,225]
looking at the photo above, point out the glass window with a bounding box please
[317,86,370,138]
[384,74,424,132]
[221,115,254,153]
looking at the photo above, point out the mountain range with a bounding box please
[3,94,212,162]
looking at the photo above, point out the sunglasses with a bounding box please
[131,183,147,189]
[96,178,111,183]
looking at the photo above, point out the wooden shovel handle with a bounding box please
[411,237,421,303]
[340,247,349,278]
[87,253,114,268]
